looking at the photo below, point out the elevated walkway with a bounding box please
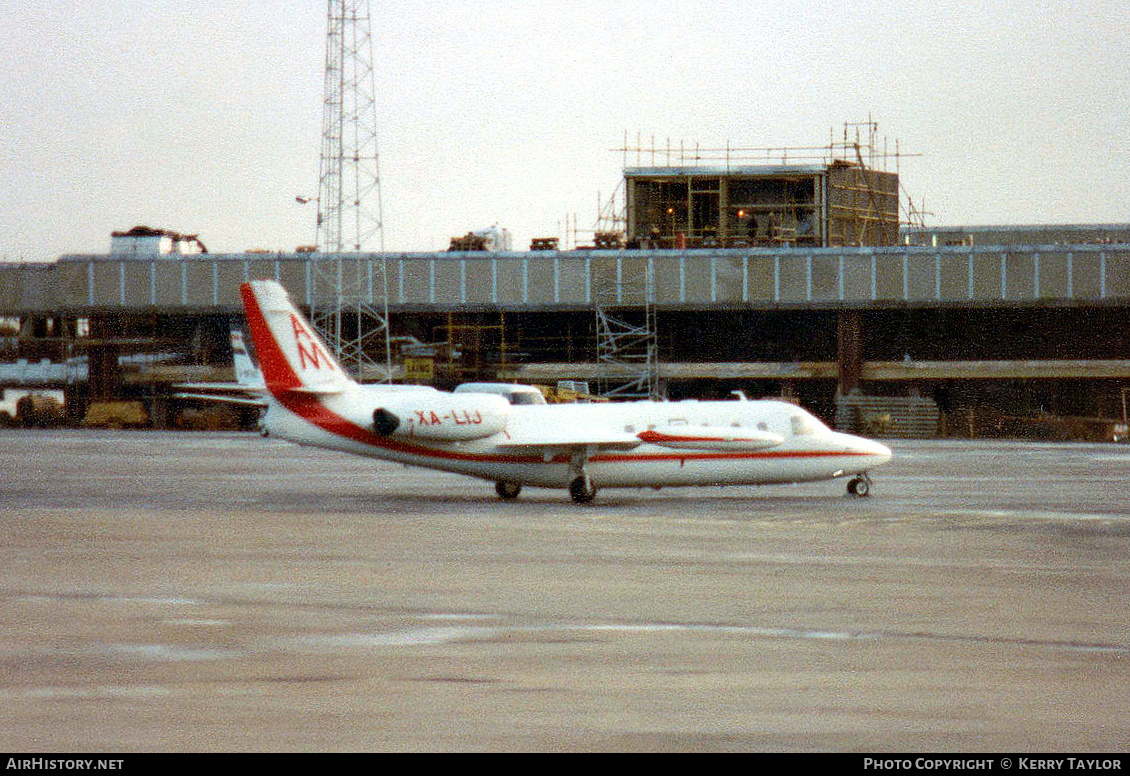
[3,243,1130,314]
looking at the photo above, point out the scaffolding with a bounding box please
[593,257,660,400]
[617,121,908,249]
[615,121,906,172]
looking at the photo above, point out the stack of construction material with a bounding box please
[835,394,939,438]
[594,232,624,249]
[448,233,489,251]
[81,401,149,429]
[15,394,64,428]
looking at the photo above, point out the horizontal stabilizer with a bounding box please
[278,385,347,396]
[172,392,268,408]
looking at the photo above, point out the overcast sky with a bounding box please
[2,0,1127,261]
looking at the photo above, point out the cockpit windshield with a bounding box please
[790,413,826,437]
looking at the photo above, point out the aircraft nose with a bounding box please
[861,438,893,466]
[840,434,892,466]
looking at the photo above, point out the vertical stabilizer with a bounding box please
[240,280,355,395]
[229,330,265,389]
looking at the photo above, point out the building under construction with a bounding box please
[624,161,898,250]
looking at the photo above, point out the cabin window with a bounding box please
[624,425,635,433]
[757,422,769,431]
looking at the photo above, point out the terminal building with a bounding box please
[3,152,1130,439]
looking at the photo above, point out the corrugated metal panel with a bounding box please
[494,257,524,304]
[4,245,1130,314]
[465,256,493,305]
[557,257,589,304]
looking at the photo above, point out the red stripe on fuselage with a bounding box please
[279,393,547,464]
[274,391,881,467]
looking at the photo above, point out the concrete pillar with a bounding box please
[87,316,121,400]
[837,310,863,395]
[87,345,120,400]
[63,384,87,426]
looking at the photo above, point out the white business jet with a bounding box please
[241,280,891,504]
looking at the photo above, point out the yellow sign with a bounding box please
[404,357,434,382]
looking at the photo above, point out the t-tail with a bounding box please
[229,330,265,390]
[239,280,355,397]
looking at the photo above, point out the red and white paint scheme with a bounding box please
[241,280,892,504]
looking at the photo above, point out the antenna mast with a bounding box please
[312,0,391,381]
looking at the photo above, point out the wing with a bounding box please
[494,427,642,454]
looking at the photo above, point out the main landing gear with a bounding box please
[846,473,872,498]
[494,477,598,504]
[493,477,597,504]
[496,449,599,504]
[566,447,598,504]
[568,475,597,505]
[494,481,522,501]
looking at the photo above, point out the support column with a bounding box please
[88,316,121,401]
[837,310,863,396]
[63,384,88,426]
[87,345,120,400]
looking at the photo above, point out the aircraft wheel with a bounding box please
[847,476,870,498]
[568,475,597,505]
[495,481,522,501]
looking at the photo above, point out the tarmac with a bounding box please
[1,429,1128,752]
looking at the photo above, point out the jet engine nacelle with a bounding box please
[371,392,510,441]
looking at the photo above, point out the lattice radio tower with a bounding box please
[312,0,391,381]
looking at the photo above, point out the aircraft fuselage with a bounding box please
[262,387,890,490]
[239,279,891,503]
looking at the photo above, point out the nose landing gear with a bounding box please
[846,473,872,498]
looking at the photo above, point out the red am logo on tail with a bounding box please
[290,313,336,371]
